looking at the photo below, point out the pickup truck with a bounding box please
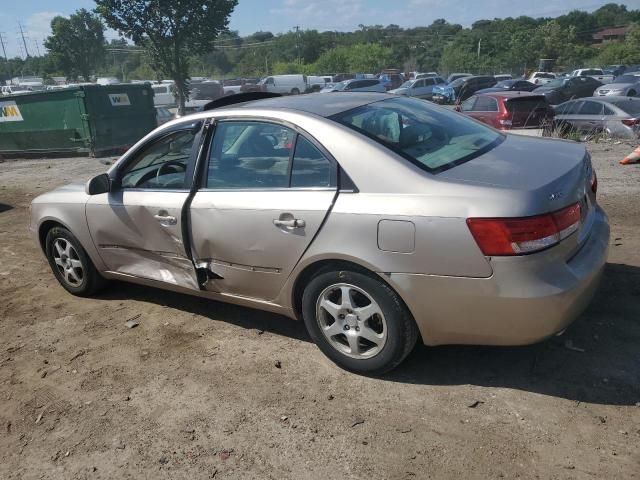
[571,69,615,84]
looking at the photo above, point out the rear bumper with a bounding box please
[386,206,610,346]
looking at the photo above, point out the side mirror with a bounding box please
[86,173,111,195]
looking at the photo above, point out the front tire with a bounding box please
[45,227,107,296]
[291,88,300,95]
[301,269,419,374]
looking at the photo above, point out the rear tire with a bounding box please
[301,269,419,375]
[45,227,107,296]
[628,90,636,97]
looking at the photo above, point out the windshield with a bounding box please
[332,81,347,91]
[613,75,640,84]
[449,77,466,88]
[332,97,503,173]
[399,81,414,88]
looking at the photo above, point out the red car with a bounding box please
[455,92,554,131]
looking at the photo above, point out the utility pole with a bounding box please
[33,39,41,57]
[18,22,29,58]
[294,25,301,65]
[0,32,7,60]
[477,38,482,59]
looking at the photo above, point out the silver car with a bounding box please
[593,73,640,97]
[553,96,640,139]
[30,93,609,374]
[389,77,447,99]
[320,79,386,93]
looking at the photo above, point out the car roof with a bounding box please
[230,92,392,117]
[478,91,544,99]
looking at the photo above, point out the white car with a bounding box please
[151,83,175,107]
[571,68,615,85]
[258,75,308,95]
[1,85,31,95]
[528,72,556,85]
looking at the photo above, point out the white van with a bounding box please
[307,75,332,92]
[259,75,307,95]
[151,83,176,106]
[96,77,120,86]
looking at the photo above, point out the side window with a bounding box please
[566,101,583,115]
[579,101,604,115]
[207,122,295,189]
[266,77,274,85]
[424,78,435,86]
[121,130,196,189]
[603,105,615,115]
[460,96,477,112]
[414,80,424,88]
[291,136,336,188]
[473,96,498,112]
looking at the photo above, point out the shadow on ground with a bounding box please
[98,263,640,406]
[0,203,13,213]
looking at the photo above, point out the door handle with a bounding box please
[154,214,177,225]
[273,218,305,228]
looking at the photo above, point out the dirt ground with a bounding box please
[0,140,639,480]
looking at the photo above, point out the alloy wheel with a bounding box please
[316,283,387,359]
[52,238,84,287]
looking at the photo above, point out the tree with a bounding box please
[95,0,237,114]
[44,9,105,81]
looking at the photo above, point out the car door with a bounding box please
[576,100,605,134]
[189,120,338,301]
[421,78,437,98]
[465,95,498,126]
[86,123,202,290]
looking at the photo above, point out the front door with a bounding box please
[86,127,201,290]
[189,120,338,301]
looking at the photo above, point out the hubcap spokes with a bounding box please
[316,283,387,359]
[52,238,84,286]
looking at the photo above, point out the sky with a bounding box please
[1,0,639,58]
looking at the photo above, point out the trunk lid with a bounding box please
[439,134,593,212]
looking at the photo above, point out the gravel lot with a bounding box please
[0,140,639,479]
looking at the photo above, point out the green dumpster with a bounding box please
[0,84,156,157]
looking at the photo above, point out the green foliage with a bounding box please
[95,0,237,112]
[43,9,105,81]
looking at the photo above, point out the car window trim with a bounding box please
[199,116,341,191]
[114,122,204,191]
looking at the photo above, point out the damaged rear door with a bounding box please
[189,120,338,301]
[86,124,202,290]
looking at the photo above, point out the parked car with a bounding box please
[155,106,175,126]
[604,64,627,77]
[1,85,31,95]
[332,73,355,83]
[528,71,556,86]
[151,83,175,106]
[593,74,640,97]
[456,92,554,134]
[570,68,615,84]
[414,72,439,80]
[30,92,608,374]
[221,79,245,95]
[553,96,640,139]
[534,76,602,105]
[307,75,333,92]
[378,73,404,91]
[475,79,538,95]
[259,75,307,95]
[190,81,224,101]
[494,74,513,82]
[450,75,497,102]
[320,79,386,93]
[388,76,446,99]
[447,73,472,83]
[240,79,262,93]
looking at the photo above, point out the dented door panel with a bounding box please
[86,190,199,289]
[189,190,335,300]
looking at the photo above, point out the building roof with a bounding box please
[592,27,627,40]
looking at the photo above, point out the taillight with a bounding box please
[621,118,640,127]
[467,202,582,256]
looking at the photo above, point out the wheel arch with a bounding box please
[38,218,71,253]
[290,257,423,343]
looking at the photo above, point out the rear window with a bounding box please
[613,75,640,84]
[534,73,555,79]
[331,97,503,174]
[609,99,640,115]
[505,97,549,113]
